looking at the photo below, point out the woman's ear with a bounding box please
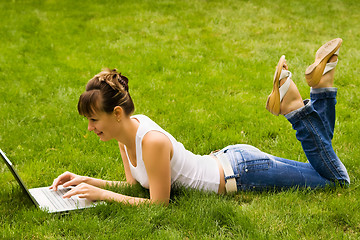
[113,106,124,122]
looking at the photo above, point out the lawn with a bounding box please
[1,0,360,239]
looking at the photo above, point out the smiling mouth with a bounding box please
[95,132,103,136]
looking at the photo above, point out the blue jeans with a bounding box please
[216,88,350,191]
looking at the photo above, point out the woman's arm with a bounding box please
[100,131,173,205]
[141,131,173,205]
[108,133,172,205]
[62,182,152,205]
[58,132,173,206]
[51,143,136,191]
[65,131,173,205]
[50,172,129,191]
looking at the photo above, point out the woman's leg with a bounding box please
[310,54,340,140]
[293,46,349,184]
[216,144,334,191]
[264,55,349,188]
[220,99,349,190]
[284,101,349,185]
[310,88,337,140]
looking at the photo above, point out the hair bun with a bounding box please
[118,73,129,92]
[110,68,129,92]
[97,68,129,92]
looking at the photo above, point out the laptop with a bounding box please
[1,148,100,213]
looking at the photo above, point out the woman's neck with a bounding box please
[115,117,139,149]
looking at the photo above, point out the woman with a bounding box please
[50,38,350,205]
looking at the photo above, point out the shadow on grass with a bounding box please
[0,185,37,215]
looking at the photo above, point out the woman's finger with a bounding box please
[77,194,87,199]
[63,188,79,199]
[50,172,77,191]
[62,178,81,188]
[63,183,87,198]
[50,177,64,191]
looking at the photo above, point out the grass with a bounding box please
[1,0,360,239]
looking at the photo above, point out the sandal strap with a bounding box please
[323,61,338,75]
[279,70,291,102]
[323,48,340,75]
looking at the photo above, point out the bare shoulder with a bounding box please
[143,131,171,146]
[142,131,173,158]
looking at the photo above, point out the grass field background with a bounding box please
[1,0,360,239]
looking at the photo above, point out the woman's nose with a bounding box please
[88,121,94,131]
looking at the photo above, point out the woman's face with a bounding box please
[86,111,118,142]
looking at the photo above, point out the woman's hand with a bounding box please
[62,183,106,201]
[50,171,87,191]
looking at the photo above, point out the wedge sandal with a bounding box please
[305,38,342,87]
[266,55,292,116]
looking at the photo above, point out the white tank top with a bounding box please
[124,115,220,193]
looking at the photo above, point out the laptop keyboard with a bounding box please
[41,188,85,210]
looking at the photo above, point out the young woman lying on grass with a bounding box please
[50,38,350,205]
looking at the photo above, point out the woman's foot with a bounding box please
[312,54,338,88]
[305,38,342,87]
[279,78,304,115]
[266,56,304,116]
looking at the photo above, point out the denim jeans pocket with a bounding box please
[236,146,271,173]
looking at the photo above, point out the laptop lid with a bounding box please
[0,149,39,207]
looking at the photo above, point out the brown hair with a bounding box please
[78,68,135,116]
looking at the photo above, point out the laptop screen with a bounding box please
[0,149,39,206]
